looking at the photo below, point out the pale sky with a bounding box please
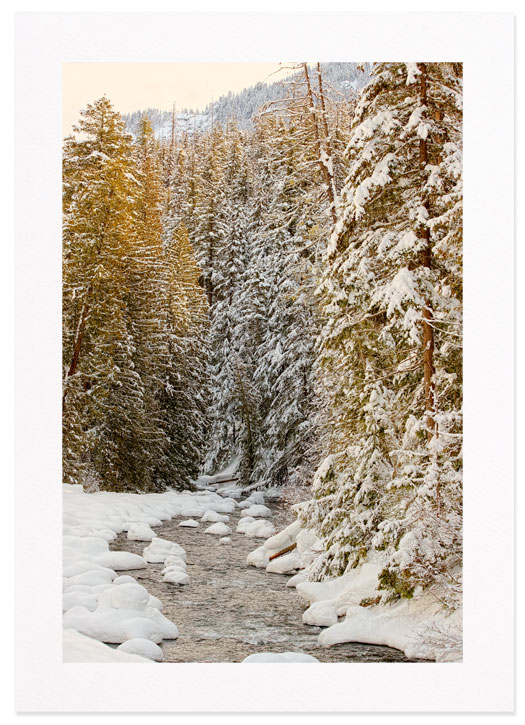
[63,62,289,134]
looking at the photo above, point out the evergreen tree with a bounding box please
[300,63,463,608]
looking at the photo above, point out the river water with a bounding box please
[111,497,413,663]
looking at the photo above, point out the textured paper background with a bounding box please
[14,10,514,713]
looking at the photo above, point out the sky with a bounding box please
[63,62,288,134]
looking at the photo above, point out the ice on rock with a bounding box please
[143,538,186,564]
[204,522,232,536]
[243,652,319,663]
[201,510,230,523]
[127,523,156,541]
[117,638,163,661]
[179,519,199,527]
[240,504,272,519]
[302,600,339,627]
[266,551,301,574]
[243,520,276,539]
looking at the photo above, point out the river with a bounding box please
[111,495,413,663]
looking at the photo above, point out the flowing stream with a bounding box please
[111,496,413,663]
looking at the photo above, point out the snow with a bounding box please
[242,519,276,539]
[117,638,163,661]
[246,546,270,568]
[240,504,272,519]
[204,522,232,536]
[63,629,153,662]
[266,551,301,574]
[302,600,339,627]
[143,538,186,563]
[179,519,199,527]
[243,652,319,663]
[201,510,230,523]
[219,537,232,544]
[127,523,156,541]
[264,520,301,551]
[162,568,190,585]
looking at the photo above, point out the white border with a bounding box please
[14,11,514,713]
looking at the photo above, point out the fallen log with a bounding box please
[268,543,297,561]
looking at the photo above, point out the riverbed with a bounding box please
[111,495,413,663]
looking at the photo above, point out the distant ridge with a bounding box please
[123,62,372,139]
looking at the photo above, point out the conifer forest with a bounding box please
[62,62,463,663]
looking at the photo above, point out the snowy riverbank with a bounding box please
[62,480,460,663]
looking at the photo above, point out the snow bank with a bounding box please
[243,652,319,663]
[62,581,178,644]
[63,629,152,662]
[318,594,462,662]
[247,517,462,661]
[64,483,235,660]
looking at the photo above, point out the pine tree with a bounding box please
[301,63,463,608]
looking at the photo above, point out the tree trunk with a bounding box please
[302,63,337,224]
[417,63,437,440]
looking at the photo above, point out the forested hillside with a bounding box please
[63,61,463,626]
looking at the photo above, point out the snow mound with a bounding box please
[240,504,272,519]
[266,551,301,574]
[286,571,308,588]
[204,522,232,536]
[201,510,229,523]
[264,520,301,551]
[94,551,147,571]
[246,546,270,568]
[117,638,163,661]
[63,629,152,663]
[162,568,190,585]
[219,537,231,544]
[127,523,156,541]
[143,538,186,564]
[242,652,319,663]
[243,519,276,539]
[236,516,255,533]
[302,600,339,627]
[62,582,179,644]
[179,519,199,527]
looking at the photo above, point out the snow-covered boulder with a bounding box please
[162,568,190,585]
[63,629,153,663]
[143,538,186,564]
[240,504,272,519]
[179,519,199,528]
[219,537,231,544]
[243,520,276,539]
[246,546,270,568]
[201,510,229,523]
[94,551,147,571]
[286,571,308,588]
[236,516,255,533]
[204,522,232,536]
[117,638,163,661]
[264,520,301,551]
[62,582,179,645]
[302,600,338,627]
[126,523,156,541]
[266,551,301,574]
